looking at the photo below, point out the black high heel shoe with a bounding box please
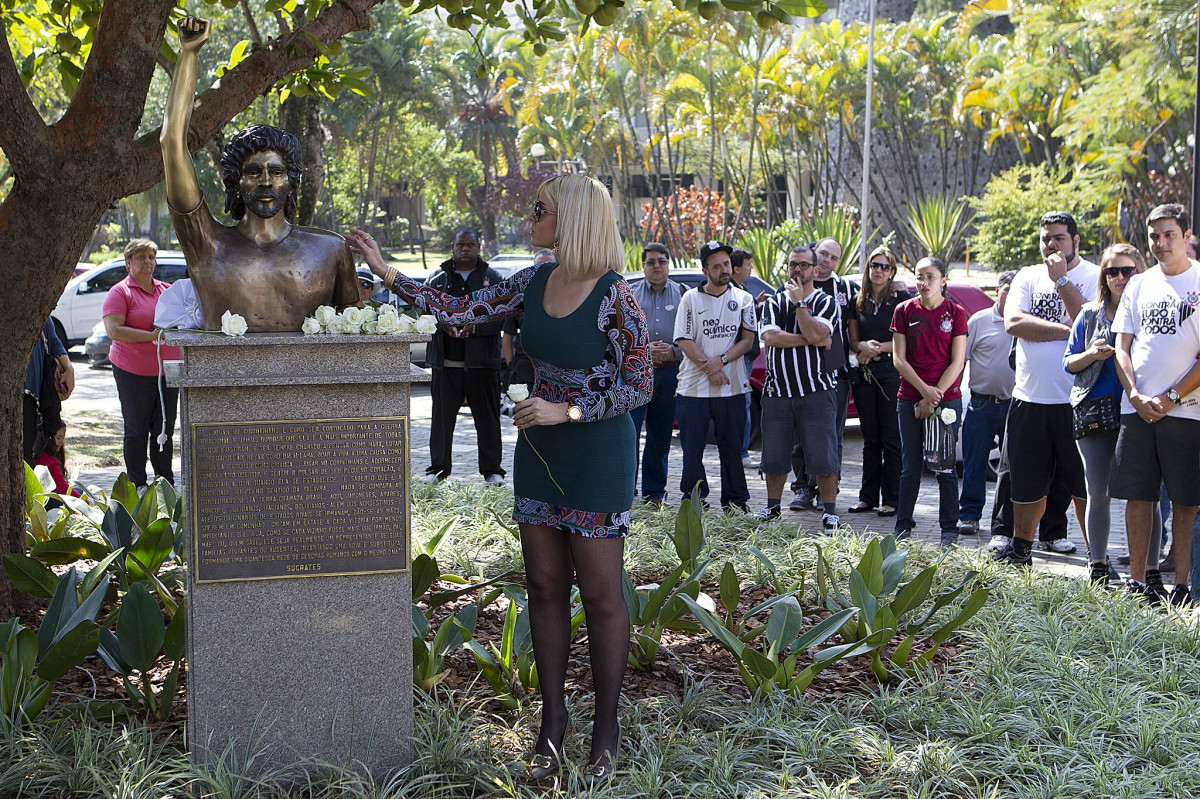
[527,724,568,782]
[582,737,619,788]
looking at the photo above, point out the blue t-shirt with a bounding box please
[1064,305,1121,401]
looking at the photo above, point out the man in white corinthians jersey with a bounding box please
[673,240,757,511]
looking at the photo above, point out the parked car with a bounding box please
[53,251,189,348]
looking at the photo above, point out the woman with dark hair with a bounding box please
[1065,243,1158,586]
[891,256,968,545]
[847,246,910,516]
[349,174,650,787]
[102,239,181,488]
[33,421,81,497]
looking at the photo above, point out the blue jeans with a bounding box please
[896,397,962,537]
[958,396,1009,522]
[676,394,749,508]
[630,365,678,500]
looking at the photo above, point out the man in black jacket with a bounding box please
[424,228,507,484]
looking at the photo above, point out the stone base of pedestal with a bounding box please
[166,331,429,776]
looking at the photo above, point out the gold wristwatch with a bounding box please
[566,403,583,423]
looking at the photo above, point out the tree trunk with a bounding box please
[0,0,382,619]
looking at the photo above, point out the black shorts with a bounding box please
[1006,399,1086,504]
[1110,413,1200,505]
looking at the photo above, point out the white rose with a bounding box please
[396,314,417,333]
[939,407,957,425]
[301,317,322,336]
[328,317,350,335]
[220,310,248,337]
[507,384,530,403]
[414,315,437,334]
[361,306,378,323]
[342,306,368,328]
[376,303,399,320]
[375,313,402,335]
[363,320,379,335]
[314,305,338,327]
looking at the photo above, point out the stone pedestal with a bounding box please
[165,331,430,776]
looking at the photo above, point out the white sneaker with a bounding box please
[484,473,505,485]
[1040,538,1077,554]
[420,473,444,485]
[986,534,1011,552]
[742,456,760,469]
[821,513,840,535]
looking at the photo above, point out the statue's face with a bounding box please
[239,150,290,219]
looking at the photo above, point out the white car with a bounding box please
[52,251,189,346]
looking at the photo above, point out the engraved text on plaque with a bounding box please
[191,418,409,582]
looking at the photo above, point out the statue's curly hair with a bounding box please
[220,125,302,221]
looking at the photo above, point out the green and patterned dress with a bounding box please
[394,263,652,537]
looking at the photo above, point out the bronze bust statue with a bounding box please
[160,17,357,332]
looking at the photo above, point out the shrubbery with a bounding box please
[970,164,1113,271]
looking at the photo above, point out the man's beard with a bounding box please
[242,188,285,219]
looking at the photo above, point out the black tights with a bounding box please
[520,523,628,765]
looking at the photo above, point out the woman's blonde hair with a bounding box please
[1098,243,1147,307]
[538,174,623,278]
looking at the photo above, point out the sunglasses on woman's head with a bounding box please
[1103,266,1136,278]
[531,200,556,222]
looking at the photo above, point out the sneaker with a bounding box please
[484,473,505,485]
[723,502,750,515]
[1169,584,1192,607]
[1040,539,1077,554]
[1144,569,1168,606]
[790,487,816,511]
[742,456,760,469]
[895,528,913,541]
[1089,561,1111,585]
[821,513,840,534]
[992,544,1032,567]
[1106,557,1122,585]
[1116,552,1131,565]
[755,506,781,521]
[956,520,979,536]
[421,473,445,484]
[940,532,958,549]
[986,534,1012,553]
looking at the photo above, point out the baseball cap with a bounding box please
[698,240,733,264]
[357,266,381,284]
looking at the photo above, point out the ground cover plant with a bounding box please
[2,478,1200,796]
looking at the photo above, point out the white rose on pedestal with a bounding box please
[220,310,248,337]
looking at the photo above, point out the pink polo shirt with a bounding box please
[101,276,182,376]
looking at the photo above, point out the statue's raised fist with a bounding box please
[177,16,211,51]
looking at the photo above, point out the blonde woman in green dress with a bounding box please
[350,174,651,786]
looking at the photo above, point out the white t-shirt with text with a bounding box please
[674,284,755,398]
[1006,260,1100,404]
[1112,264,1200,420]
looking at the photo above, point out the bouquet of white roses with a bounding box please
[301,303,435,337]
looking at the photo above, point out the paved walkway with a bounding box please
[68,358,1116,580]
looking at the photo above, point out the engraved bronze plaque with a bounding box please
[191,418,410,582]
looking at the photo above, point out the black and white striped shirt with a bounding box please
[759,289,838,397]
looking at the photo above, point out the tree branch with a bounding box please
[122,0,382,197]
[0,25,50,171]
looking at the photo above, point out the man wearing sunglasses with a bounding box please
[422,227,507,485]
[629,243,685,506]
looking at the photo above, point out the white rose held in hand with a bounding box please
[301,317,322,336]
[507,384,531,403]
[414,315,437,334]
[314,305,338,328]
[220,310,248,337]
[939,407,957,425]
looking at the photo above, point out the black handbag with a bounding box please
[1072,393,1120,439]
